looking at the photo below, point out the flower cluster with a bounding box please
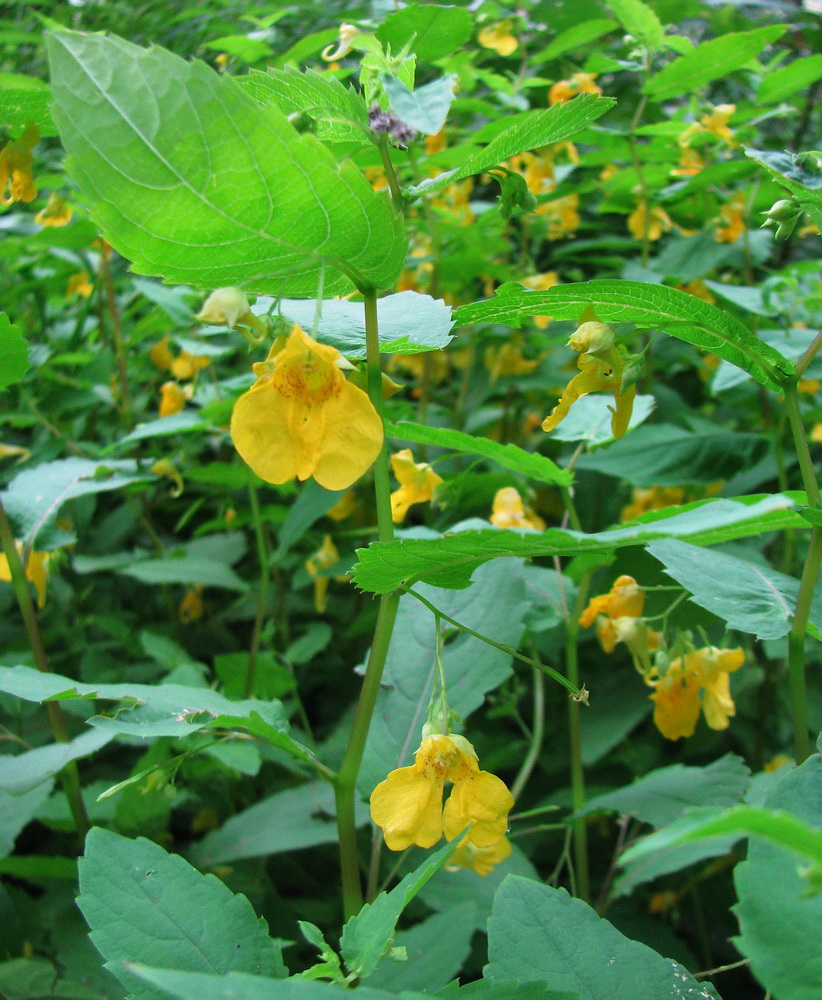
[579,574,659,671]
[370,733,513,871]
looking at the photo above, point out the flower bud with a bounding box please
[760,198,802,241]
[567,321,614,355]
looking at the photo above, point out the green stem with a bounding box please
[795,327,822,380]
[243,473,270,699]
[334,288,399,918]
[99,248,133,430]
[404,587,585,699]
[378,134,403,213]
[510,666,545,801]
[0,500,90,838]
[567,573,591,902]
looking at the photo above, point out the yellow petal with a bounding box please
[442,770,514,846]
[446,836,511,876]
[370,765,444,850]
[650,667,701,740]
[702,670,735,730]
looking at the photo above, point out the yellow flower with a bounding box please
[326,490,357,522]
[580,575,645,629]
[305,534,340,613]
[478,22,518,56]
[0,544,50,607]
[370,733,514,851]
[536,193,580,240]
[484,342,539,382]
[628,201,673,241]
[178,585,204,623]
[549,72,602,105]
[490,487,545,531]
[670,147,705,178]
[0,122,38,206]
[621,486,685,523]
[390,449,443,523]
[541,342,636,439]
[647,646,744,740]
[715,192,746,244]
[196,287,266,335]
[425,131,447,156]
[34,192,72,227]
[171,351,210,380]
[230,325,384,491]
[679,104,736,148]
[446,835,512,876]
[521,271,559,329]
[150,337,175,371]
[507,151,555,197]
[676,279,715,304]
[66,271,93,299]
[151,457,184,497]
[159,381,186,417]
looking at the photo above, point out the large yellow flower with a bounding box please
[0,122,38,206]
[648,646,744,740]
[231,325,383,491]
[0,544,50,607]
[390,449,443,523]
[370,733,514,852]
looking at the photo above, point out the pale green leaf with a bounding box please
[644,26,787,100]
[77,828,286,1000]
[486,876,720,999]
[385,420,572,485]
[0,782,53,858]
[0,314,29,391]
[47,31,405,297]
[119,555,248,591]
[757,54,822,104]
[0,73,56,135]
[351,496,799,594]
[412,96,615,194]
[384,75,457,136]
[607,0,664,53]
[0,729,114,794]
[376,5,474,63]
[533,20,617,62]
[456,279,793,391]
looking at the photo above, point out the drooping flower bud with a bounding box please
[196,288,266,334]
[567,321,614,356]
[760,198,802,241]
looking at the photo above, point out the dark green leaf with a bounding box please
[0,314,29,391]
[607,0,664,53]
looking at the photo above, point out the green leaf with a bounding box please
[746,148,822,231]
[2,457,153,549]
[189,783,368,866]
[734,757,822,998]
[0,956,101,1000]
[455,280,792,391]
[384,75,457,136]
[0,314,29,391]
[365,903,476,993]
[413,96,615,195]
[351,495,799,594]
[0,73,56,135]
[240,67,370,146]
[341,840,460,981]
[271,291,454,357]
[376,5,474,63]
[77,828,286,1000]
[274,479,344,561]
[533,20,617,62]
[647,539,822,640]
[486,876,720,999]
[607,0,664,53]
[757,54,822,103]
[358,559,530,793]
[575,424,768,486]
[47,31,405,297]
[580,754,750,827]
[440,981,579,1000]
[0,729,114,795]
[581,673,652,766]
[0,782,54,858]
[119,555,249,591]
[385,420,572,486]
[644,26,788,100]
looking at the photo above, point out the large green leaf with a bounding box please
[647,539,822,640]
[734,756,822,1000]
[412,96,615,195]
[77,828,285,1000]
[533,20,617,62]
[0,314,29,392]
[351,495,799,594]
[644,26,787,100]
[358,559,530,793]
[47,31,405,297]
[385,420,572,485]
[607,0,664,53]
[485,876,721,999]
[455,280,792,391]
[0,729,114,795]
[0,73,56,134]
[757,54,822,104]
[375,5,474,63]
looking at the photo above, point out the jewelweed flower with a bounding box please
[171,351,210,381]
[478,22,518,56]
[34,192,72,227]
[580,575,645,629]
[521,271,558,329]
[541,347,636,438]
[231,325,383,491]
[390,449,443,523]
[196,287,267,336]
[485,342,540,382]
[620,486,685,523]
[628,201,673,241]
[549,72,601,106]
[0,122,38,205]
[178,585,204,623]
[66,271,93,299]
[370,733,514,851]
[305,534,340,613]
[446,835,512,876]
[150,337,175,371]
[715,193,746,244]
[536,193,580,240]
[647,646,744,740]
[151,457,184,497]
[491,487,545,531]
[678,104,736,147]
[0,544,50,608]
[159,381,186,418]
[326,490,357,522]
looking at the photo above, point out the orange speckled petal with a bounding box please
[370,766,444,851]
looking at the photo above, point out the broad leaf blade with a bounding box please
[456,280,792,391]
[47,31,405,296]
[0,313,29,391]
[607,0,664,53]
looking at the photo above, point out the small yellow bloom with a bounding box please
[34,192,72,227]
[763,753,792,773]
[425,131,447,156]
[580,575,645,629]
[159,381,186,417]
[151,457,184,497]
[541,344,636,438]
[798,379,820,394]
[507,151,555,197]
[178,585,204,623]
[171,351,210,381]
[305,534,340,613]
[0,122,38,206]
[196,287,265,334]
[231,326,384,491]
[536,193,580,240]
[715,192,746,244]
[628,201,673,241]
[66,271,93,299]
[150,337,175,371]
[321,23,361,61]
[484,342,539,382]
[621,486,685,523]
[326,490,357,522]
[446,835,512,876]
[549,72,602,105]
[521,271,559,329]
[490,487,545,531]
[390,449,443,523]
[478,22,518,56]
[811,423,822,443]
[679,104,736,148]
[676,279,715,304]
[670,147,705,178]
[370,733,514,851]
[0,544,50,607]
[647,646,744,740]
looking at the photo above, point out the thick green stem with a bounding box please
[0,500,89,838]
[334,289,399,917]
